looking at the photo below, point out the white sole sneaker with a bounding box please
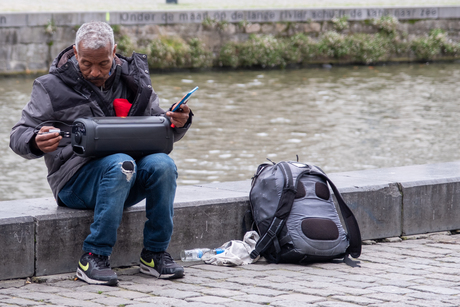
[76,268,118,286]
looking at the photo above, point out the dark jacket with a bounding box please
[10,46,190,202]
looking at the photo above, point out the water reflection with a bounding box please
[2,63,460,201]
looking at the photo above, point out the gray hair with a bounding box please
[75,21,114,52]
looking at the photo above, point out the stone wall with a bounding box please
[2,7,460,73]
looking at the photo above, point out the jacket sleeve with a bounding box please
[10,79,54,159]
[144,91,193,143]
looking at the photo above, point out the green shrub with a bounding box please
[218,42,239,67]
[286,33,318,63]
[349,33,392,64]
[331,16,349,32]
[372,16,399,35]
[410,29,454,60]
[238,35,287,68]
[318,31,350,59]
[147,37,190,69]
[188,38,213,68]
[116,35,136,57]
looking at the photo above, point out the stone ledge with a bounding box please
[0,7,450,28]
[2,161,460,280]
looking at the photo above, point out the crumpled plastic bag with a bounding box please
[201,231,260,266]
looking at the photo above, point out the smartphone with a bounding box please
[172,86,199,112]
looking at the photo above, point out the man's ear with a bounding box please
[73,45,78,60]
[112,44,117,57]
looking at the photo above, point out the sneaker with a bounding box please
[76,252,118,286]
[139,249,185,279]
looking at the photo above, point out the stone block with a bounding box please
[0,216,35,280]
[24,13,53,27]
[245,23,261,34]
[35,208,92,276]
[332,162,460,238]
[439,6,460,19]
[17,27,49,44]
[304,22,321,33]
[111,205,146,267]
[338,183,402,240]
[401,180,460,235]
[261,24,275,33]
[275,23,287,33]
[0,13,27,27]
[76,12,106,25]
[168,184,250,258]
[33,203,148,275]
[329,172,403,240]
[0,29,19,44]
[224,23,237,35]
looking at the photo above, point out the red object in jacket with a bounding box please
[113,98,132,117]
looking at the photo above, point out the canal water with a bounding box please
[2,63,460,201]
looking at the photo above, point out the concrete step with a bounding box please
[2,161,460,280]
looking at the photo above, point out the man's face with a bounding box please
[73,42,117,87]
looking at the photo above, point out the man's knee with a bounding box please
[142,153,177,178]
[104,154,137,183]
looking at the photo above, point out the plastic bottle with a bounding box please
[180,248,224,262]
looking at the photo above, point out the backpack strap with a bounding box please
[250,162,297,260]
[310,169,362,258]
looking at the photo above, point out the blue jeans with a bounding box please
[58,153,177,256]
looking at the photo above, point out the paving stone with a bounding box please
[199,287,246,297]
[182,269,234,280]
[150,288,201,299]
[120,283,156,293]
[409,285,460,295]
[317,301,364,307]
[224,301,267,307]
[271,301,317,307]
[186,295,234,304]
[294,287,338,297]
[132,296,189,305]
[365,285,416,295]
[103,289,152,299]
[60,291,102,300]
[331,295,384,305]
[367,303,415,307]
[198,281,245,291]
[273,293,326,303]
[241,286,288,296]
[407,300,458,307]
[232,293,274,304]
[74,284,122,293]
[91,296,134,306]
[52,298,103,307]
[365,292,408,302]
[336,280,376,288]
[1,297,46,306]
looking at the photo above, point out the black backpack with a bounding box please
[247,160,361,264]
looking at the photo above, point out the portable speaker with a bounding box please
[71,116,174,157]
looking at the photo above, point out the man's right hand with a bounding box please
[34,126,62,153]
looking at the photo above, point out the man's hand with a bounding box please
[34,126,62,153]
[166,102,190,128]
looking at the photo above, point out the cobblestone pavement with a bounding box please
[1,232,460,306]
[2,0,459,13]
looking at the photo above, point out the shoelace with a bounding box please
[162,252,173,261]
[89,252,110,269]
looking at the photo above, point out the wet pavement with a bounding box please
[1,232,460,306]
